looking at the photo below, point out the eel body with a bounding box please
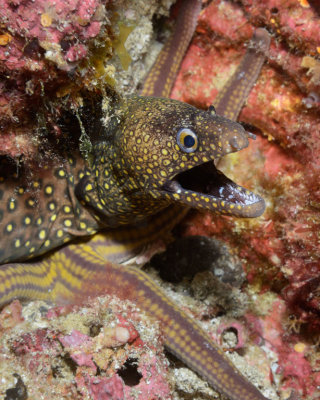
[0,1,271,399]
[141,0,202,98]
[0,95,264,264]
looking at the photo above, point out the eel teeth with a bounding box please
[163,160,264,215]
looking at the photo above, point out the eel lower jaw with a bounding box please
[162,161,265,218]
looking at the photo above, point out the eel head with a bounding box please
[116,96,265,218]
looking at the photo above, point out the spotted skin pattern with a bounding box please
[0,1,271,399]
[0,94,262,263]
[77,95,264,227]
[0,156,97,263]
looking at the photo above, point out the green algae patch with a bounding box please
[113,22,134,70]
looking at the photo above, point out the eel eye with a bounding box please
[177,128,198,153]
[208,105,216,115]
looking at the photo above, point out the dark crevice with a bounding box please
[4,374,28,400]
[89,322,103,337]
[62,353,78,376]
[117,358,142,386]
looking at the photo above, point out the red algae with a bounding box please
[76,374,125,400]
[172,0,320,398]
[0,0,177,163]
[0,0,108,159]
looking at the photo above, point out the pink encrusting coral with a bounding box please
[0,0,104,70]
[0,296,172,399]
[0,0,107,158]
[172,0,320,398]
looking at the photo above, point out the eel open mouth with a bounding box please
[163,161,265,218]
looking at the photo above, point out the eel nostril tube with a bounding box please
[229,135,242,151]
[247,131,257,140]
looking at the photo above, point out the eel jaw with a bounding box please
[162,161,265,218]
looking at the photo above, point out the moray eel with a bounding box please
[0,95,264,264]
[0,0,271,399]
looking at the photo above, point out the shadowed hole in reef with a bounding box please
[51,354,78,378]
[53,354,79,378]
[117,358,142,386]
[89,322,103,337]
[62,354,78,375]
[5,374,28,400]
